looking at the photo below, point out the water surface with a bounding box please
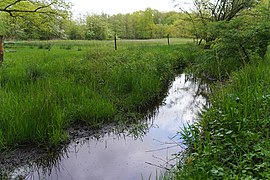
[11,74,207,180]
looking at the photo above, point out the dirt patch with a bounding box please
[0,123,112,175]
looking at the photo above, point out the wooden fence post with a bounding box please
[114,34,117,50]
[0,36,3,64]
[167,34,170,46]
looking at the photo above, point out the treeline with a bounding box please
[0,8,192,40]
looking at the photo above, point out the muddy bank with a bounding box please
[0,123,129,173]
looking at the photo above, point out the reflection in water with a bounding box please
[4,74,208,180]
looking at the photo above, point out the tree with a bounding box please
[85,14,109,40]
[188,0,270,80]
[64,19,86,40]
[0,0,70,39]
[108,14,126,39]
[0,0,70,63]
[128,9,157,39]
[0,0,70,17]
[0,1,71,40]
[174,0,260,45]
[6,12,65,40]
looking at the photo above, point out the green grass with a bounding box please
[0,39,191,149]
[175,50,270,179]
[185,45,252,81]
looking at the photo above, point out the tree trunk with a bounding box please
[114,34,117,50]
[0,36,3,64]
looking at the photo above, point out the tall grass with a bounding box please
[175,51,270,178]
[186,46,252,81]
[0,40,190,149]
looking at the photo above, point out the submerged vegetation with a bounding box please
[0,39,191,150]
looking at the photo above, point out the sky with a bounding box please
[68,0,180,16]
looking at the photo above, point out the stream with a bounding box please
[4,74,208,180]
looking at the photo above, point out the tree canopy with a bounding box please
[0,7,194,40]
[174,0,261,44]
[0,0,71,39]
[0,0,70,17]
[175,0,270,80]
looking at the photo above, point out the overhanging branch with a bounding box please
[0,0,65,17]
[4,0,25,10]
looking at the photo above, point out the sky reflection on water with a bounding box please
[12,74,207,180]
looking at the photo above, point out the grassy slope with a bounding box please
[175,51,270,179]
[0,39,191,149]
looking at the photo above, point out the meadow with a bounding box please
[0,39,192,149]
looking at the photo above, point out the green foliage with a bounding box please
[2,7,193,40]
[0,0,70,17]
[64,19,85,40]
[187,1,270,80]
[80,10,193,40]
[106,9,193,40]
[0,0,70,39]
[0,14,7,35]
[175,0,260,42]
[172,1,270,178]
[176,55,270,179]
[85,14,109,40]
[2,10,67,40]
[170,2,270,179]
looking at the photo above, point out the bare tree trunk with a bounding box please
[239,43,250,62]
[114,34,117,50]
[167,34,170,45]
[198,38,203,45]
[0,36,3,64]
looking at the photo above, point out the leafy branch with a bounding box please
[0,0,70,17]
